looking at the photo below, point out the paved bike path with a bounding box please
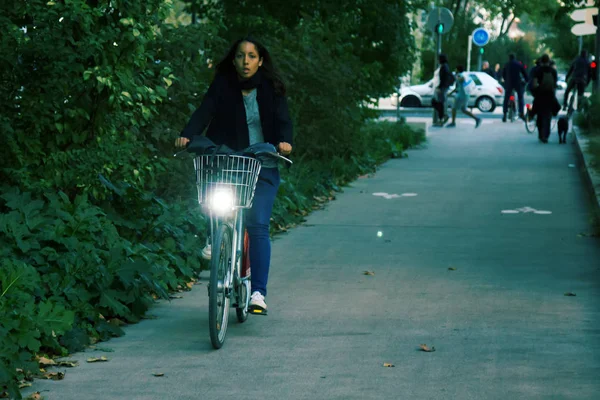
[23,120,600,400]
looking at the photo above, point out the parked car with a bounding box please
[396,71,505,112]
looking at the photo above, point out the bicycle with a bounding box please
[185,139,292,349]
[524,103,558,135]
[524,103,536,134]
[565,88,579,120]
[507,92,517,122]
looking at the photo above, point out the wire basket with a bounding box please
[194,154,262,209]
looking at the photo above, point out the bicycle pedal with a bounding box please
[248,306,267,316]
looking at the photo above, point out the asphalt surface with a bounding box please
[22,119,600,400]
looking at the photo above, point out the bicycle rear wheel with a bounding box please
[209,223,232,349]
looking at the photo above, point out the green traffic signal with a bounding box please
[437,23,444,34]
[479,47,484,54]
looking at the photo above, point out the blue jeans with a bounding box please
[245,167,280,296]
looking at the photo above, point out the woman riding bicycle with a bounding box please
[175,36,293,314]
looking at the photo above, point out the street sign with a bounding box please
[572,23,597,36]
[570,7,598,22]
[574,0,595,7]
[426,7,454,35]
[472,28,490,47]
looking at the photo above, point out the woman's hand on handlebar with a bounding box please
[175,137,190,148]
[278,142,292,156]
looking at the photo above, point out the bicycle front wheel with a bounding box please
[209,223,232,349]
[525,111,536,134]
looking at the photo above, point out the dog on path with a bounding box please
[557,117,569,144]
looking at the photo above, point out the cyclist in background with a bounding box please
[502,54,529,122]
[563,50,591,111]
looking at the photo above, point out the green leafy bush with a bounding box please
[0,0,420,397]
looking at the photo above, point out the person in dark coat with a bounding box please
[502,54,529,122]
[433,53,452,126]
[563,49,591,110]
[531,54,559,143]
[175,36,293,313]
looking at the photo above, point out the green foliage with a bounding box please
[1,0,418,397]
[203,0,416,159]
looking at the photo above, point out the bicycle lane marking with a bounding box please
[373,192,418,199]
[501,206,552,215]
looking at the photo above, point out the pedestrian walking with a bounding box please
[175,36,294,313]
[494,63,502,82]
[502,54,529,122]
[446,65,481,128]
[531,54,559,143]
[432,53,453,127]
[482,61,495,78]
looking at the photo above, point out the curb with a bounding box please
[572,125,600,221]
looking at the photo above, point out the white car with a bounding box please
[396,71,505,112]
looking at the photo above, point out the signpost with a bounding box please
[471,28,490,71]
[426,7,454,124]
[426,7,454,63]
[570,4,600,90]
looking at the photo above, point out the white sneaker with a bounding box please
[201,237,211,260]
[249,291,267,315]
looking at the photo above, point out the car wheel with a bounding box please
[400,96,421,108]
[476,96,495,112]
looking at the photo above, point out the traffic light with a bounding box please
[591,61,597,81]
[436,23,444,34]
[479,47,484,55]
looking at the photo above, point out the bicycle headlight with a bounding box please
[210,188,234,214]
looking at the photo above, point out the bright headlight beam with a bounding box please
[210,188,234,214]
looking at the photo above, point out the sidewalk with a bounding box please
[22,119,600,400]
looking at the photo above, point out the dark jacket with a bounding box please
[180,72,293,151]
[502,60,528,88]
[483,68,495,79]
[566,56,591,83]
[438,62,453,89]
[527,65,539,92]
[532,65,560,115]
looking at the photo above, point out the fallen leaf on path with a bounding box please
[24,392,42,400]
[383,363,395,367]
[169,295,184,299]
[419,344,436,352]
[37,357,56,367]
[40,371,65,381]
[18,381,32,389]
[87,356,109,363]
[153,373,165,377]
[186,282,194,289]
[363,271,375,276]
[564,292,577,297]
[448,267,457,271]
[56,360,78,367]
